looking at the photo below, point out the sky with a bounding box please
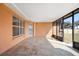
[64,13,79,23]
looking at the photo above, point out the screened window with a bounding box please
[13,16,24,36]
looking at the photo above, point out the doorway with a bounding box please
[29,24,33,37]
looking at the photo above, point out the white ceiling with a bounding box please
[9,3,79,22]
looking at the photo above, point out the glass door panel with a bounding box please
[74,13,79,43]
[64,17,72,45]
[58,20,63,41]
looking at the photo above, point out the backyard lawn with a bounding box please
[64,29,79,44]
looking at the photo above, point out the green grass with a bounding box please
[64,33,72,44]
[74,33,79,42]
[64,29,79,43]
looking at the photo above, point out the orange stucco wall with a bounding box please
[0,4,31,54]
[34,22,52,37]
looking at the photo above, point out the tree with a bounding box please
[64,22,72,28]
[74,20,79,29]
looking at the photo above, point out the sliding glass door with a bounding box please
[56,19,63,41]
[59,19,63,41]
[64,17,72,45]
[73,12,79,49]
[74,13,79,42]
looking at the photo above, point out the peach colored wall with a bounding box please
[0,4,53,54]
[34,22,52,37]
[0,4,30,54]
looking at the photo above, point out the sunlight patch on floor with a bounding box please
[46,37,79,56]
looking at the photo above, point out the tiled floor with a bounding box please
[1,37,79,56]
